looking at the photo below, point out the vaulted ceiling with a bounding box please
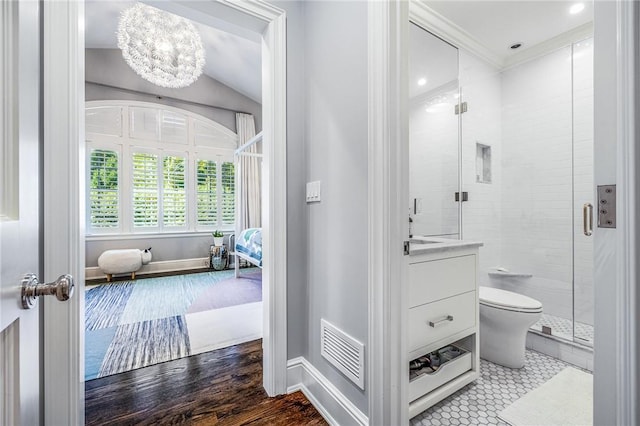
[85,1,262,103]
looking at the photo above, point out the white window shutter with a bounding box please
[162,155,187,227]
[88,149,119,230]
[196,159,217,226]
[132,152,159,228]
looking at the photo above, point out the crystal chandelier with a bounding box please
[117,3,205,89]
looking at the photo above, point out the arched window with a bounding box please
[85,101,238,235]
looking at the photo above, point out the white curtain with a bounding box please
[236,113,261,230]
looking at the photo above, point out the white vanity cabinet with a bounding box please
[407,239,482,418]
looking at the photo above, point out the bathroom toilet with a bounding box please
[479,286,543,369]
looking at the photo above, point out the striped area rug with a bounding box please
[85,268,262,381]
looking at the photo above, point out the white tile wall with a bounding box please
[496,41,594,325]
[458,46,578,319]
[459,51,503,286]
[499,46,575,319]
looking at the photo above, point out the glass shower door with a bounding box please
[460,44,576,341]
[572,38,594,346]
[409,23,460,239]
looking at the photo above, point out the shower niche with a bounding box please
[475,143,491,184]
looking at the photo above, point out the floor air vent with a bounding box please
[320,319,365,389]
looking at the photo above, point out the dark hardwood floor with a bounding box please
[85,339,327,425]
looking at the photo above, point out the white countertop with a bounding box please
[409,236,483,256]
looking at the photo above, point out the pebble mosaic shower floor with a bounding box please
[410,350,582,425]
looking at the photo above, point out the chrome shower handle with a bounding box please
[583,203,593,236]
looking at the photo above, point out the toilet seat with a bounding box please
[479,286,543,313]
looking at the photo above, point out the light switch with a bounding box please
[306,181,321,203]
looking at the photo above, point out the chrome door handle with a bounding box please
[21,273,74,309]
[429,315,454,328]
[583,203,593,236]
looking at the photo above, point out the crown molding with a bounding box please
[410,1,503,69]
[503,22,594,70]
[410,1,594,72]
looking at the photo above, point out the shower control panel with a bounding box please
[597,185,616,228]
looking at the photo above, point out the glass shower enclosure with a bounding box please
[409,22,594,347]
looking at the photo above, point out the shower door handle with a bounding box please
[583,203,593,236]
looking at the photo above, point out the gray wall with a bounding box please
[85,48,262,132]
[85,234,226,267]
[303,0,369,414]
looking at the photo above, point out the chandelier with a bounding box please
[117,3,205,89]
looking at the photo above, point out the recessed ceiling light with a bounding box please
[418,78,427,86]
[510,43,522,50]
[569,3,585,14]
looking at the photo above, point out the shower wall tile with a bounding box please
[499,46,575,318]
[459,50,503,286]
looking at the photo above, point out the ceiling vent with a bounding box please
[320,319,365,390]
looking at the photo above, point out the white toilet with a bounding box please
[479,286,543,369]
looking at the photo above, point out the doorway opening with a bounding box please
[82,1,265,382]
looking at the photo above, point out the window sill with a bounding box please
[85,230,233,242]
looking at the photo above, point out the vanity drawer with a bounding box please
[408,291,476,353]
[409,255,476,307]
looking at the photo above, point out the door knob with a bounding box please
[21,273,74,309]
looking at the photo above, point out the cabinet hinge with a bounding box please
[404,241,410,255]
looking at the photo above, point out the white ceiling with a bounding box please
[410,1,593,99]
[425,1,593,65]
[85,1,262,103]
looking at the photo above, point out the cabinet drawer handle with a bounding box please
[429,315,454,328]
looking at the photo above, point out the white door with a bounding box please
[1,1,43,424]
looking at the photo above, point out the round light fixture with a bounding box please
[569,3,585,14]
[117,3,205,89]
[417,77,427,86]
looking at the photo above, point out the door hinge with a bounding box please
[403,241,410,256]
[454,191,469,202]
[454,102,468,115]
[597,185,616,228]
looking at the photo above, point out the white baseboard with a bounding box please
[287,357,368,426]
[85,257,210,280]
